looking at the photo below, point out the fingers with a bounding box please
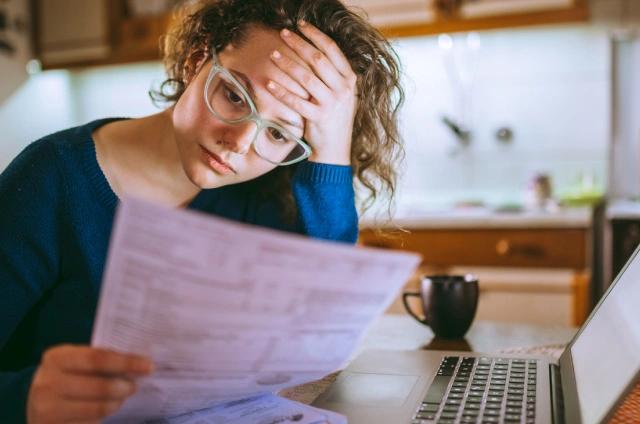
[59,399,124,421]
[28,345,152,424]
[57,373,137,401]
[28,373,128,422]
[267,80,318,120]
[268,21,358,165]
[29,396,123,423]
[269,65,311,100]
[296,21,356,81]
[43,344,154,376]
[270,21,358,120]
[279,28,344,91]
[270,49,331,104]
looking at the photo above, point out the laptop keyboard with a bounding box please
[412,356,538,424]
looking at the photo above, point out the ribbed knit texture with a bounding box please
[0,118,358,423]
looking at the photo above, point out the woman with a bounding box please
[0,0,404,422]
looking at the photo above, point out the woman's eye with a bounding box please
[224,86,245,106]
[268,128,286,142]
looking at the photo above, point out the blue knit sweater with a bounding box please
[0,118,358,423]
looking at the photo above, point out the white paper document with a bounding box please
[148,394,346,424]
[92,198,420,422]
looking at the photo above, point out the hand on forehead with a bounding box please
[220,25,311,101]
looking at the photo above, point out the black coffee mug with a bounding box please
[402,274,479,339]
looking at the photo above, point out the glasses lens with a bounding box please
[206,72,253,121]
[254,125,308,164]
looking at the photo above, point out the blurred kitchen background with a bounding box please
[1,0,640,328]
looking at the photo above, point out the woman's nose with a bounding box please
[222,121,255,154]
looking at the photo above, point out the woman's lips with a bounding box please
[200,146,236,175]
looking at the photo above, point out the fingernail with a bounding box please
[282,28,291,37]
[271,50,281,60]
[298,19,307,27]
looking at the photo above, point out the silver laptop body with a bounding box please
[314,246,640,424]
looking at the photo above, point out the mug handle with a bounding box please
[402,291,429,325]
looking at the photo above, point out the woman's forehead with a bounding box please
[219,26,308,77]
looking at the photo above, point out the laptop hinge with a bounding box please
[550,363,565,424]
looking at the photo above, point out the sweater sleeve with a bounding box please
[0,139,62,423]
[291,161,358,243]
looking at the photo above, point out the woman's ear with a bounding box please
[183,49,210,85]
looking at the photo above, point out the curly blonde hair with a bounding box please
[152,0,404,222]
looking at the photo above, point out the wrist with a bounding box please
[308,147,351,166]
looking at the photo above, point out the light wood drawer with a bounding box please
[359,228,588,269]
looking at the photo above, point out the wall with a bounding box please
[0,62,164,170]
[392,25,610,211]
[67,62,167,123]
[0,71,76,170]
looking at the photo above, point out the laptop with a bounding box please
[313,246,640,424]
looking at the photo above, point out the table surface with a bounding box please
[357,314,577,356]
[280,314,578,405]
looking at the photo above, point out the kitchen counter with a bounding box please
[358,206,593,326]
[361,206,592,229]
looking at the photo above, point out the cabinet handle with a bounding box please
[496,239,545,258]
[496,239,511,256]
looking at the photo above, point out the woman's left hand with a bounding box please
[267,21,357,165]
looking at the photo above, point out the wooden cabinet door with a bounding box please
[459,0,580,19]
[36,0,111,66]
[359,227,588,269]
[344,0,437,28]
[346,0,588,37]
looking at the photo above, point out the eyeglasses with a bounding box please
[203,53,312,166]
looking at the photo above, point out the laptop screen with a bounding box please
[570,247,640,423]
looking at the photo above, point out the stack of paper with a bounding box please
[92,198,420,423]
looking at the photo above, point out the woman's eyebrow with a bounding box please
[229,69,256,98]
[275,115,304,130]
[229,68,304,131]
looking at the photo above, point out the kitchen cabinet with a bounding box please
[459,0,581,19]
[361,223,591,326]
[344,0,437,29]
[113,12,173,64]
[34,0,112,67]
[34,0,589,69]
[348,0,588,38]
[361,227,587,268]
[34,0,171,69]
